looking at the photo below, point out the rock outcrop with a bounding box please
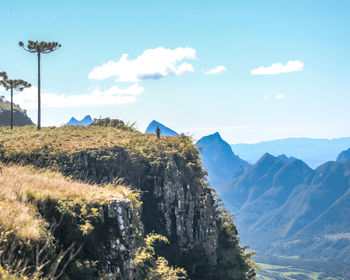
[0,126,255,280]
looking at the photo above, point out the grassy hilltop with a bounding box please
[0,123,198,169]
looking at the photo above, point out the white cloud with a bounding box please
[326,233,350,241]
[88,47,196,82]
[263,94,285,100]
[3,84,143,109]
[275,94,285,99]
[205,65,226,75]
[251,60,304,75]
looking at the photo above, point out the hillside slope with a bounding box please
[0,97,33,126]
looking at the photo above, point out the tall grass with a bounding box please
[0,164,132,240]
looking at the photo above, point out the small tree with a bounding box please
[0,75,31,129]
[19,40,61,130]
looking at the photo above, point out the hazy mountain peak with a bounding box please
[82,115,93,121]
[197,132,225,144]
[145,120,178,136]
[277,154,298,162]
[212,131,221,138]
[337,147,350,163]
[196,133,249,193]
[256,153,279,165]
[66,115,94,126]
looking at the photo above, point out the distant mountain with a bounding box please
[277,154,298,162]
[145,120,178,136]
[336,147,350,163]
[66,115,94,126]
[0,98,33,126]
[231,137,350,168]
[220,153,350,262]
[196,132,249,194]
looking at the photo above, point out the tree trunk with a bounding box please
[10,85,13,130]
[37,51,41,130]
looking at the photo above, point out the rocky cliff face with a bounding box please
[0,127,254,279]
[99,200,142,279]
[153,156,218,264]
[41,197,143,280]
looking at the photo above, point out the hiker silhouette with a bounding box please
[156,126,161,139]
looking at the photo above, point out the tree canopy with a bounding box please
[19,40,61,54]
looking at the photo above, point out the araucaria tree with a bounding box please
[0,74,31,129]
[0,71,7,81]
[19,40,61,130]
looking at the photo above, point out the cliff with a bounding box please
[0,123,255,279]
[0,165,142,280]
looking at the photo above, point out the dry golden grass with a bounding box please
[0,125,181,153]
[0,164,133,240]
[0,200,44,241]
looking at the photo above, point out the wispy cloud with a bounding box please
[251,60,304,75]
[325,233,350,241]
[264,94,285,100]
[3,84,143,109]
[205,65,226,75]
[88,47,196,82]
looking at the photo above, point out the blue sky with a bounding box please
[1,0,349,143]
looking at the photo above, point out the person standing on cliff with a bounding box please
[156,126,161,139]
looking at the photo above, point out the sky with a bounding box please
[0,0,349,143]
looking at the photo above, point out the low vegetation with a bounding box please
[0,164,133,240]
[134,234,188,280]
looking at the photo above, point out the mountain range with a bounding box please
[66,115,94,126]
[227,152,350,262]
[194,128,350,264]
[231,137,350,168]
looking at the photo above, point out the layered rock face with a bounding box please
[38,198,142,280]
[99,200,143,279]
[0,147,220,265]
[153,156,218,264]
